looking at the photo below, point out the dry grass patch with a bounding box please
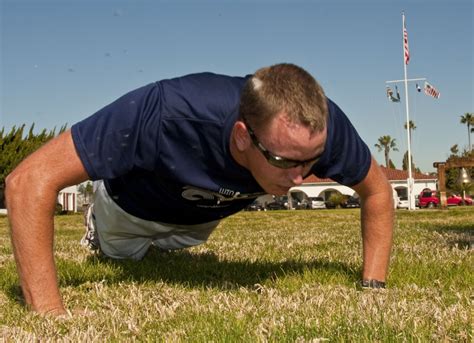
[0,208,472,341]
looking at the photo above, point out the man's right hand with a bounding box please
[5,129,89,315]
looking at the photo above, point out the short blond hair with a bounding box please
[239,63,328,132]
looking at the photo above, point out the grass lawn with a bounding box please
[0,208,472,341]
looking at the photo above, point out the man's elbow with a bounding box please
[5,167,54,210]
[5,170,22,208]
[358,178,394,210]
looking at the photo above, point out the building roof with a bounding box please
[378,166,436,181]
[303,166,436,184]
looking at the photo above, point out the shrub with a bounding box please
[327,193,345,208]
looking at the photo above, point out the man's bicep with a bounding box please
[352,157,392,199]
[7,129,90,190]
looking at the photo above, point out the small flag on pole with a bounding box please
[424,81,440,99]
[403,13,410,65]
[395,85,401,100]
[386,86,400,102]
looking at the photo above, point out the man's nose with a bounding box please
[288,166,304,185]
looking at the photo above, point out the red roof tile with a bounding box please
[303,165,436,184]
[378,165,436,181]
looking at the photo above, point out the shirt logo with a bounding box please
[181,185,265,208]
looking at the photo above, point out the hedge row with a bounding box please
[0,124,66,207]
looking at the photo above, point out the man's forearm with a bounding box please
[360,193,394,282]
[5,130,89,315]
[6,179,66,315]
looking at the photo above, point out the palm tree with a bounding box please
[403,120,417,144]
[460,113,474,152]
[450,144,459,156]
[375,135,399,168]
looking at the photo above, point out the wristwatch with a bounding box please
[361,279,386,289]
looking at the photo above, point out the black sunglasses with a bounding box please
[243,118,322,169]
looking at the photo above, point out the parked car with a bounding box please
[396,196,409,209]
[276,195,289,209]
[308,196,326,209]
[265,201,287,210]
[418,190,440,208]
[245,200,265,211]
[294,198,310,209]
[341,196,360,208]
[418,189,473,208]
[447,194,473,206]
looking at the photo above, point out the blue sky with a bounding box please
[1,0,472,172]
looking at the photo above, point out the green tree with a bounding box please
[403,120,417,143]
[402,151,415,172]
[450,144,459,156]
[445,145,460,191]
[388,159,396,169]
[445,146,474,192]
[0,123,66,187]
[78,181,94,205]
[327,193,345,209]
[375,135,398,168]
[460,113,474,152]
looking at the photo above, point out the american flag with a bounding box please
[424,81,441,99]
[403,13,410,65]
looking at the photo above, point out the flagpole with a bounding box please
[386,13,439,210]
[402,11,415,210]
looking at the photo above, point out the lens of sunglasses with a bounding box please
[267,156,319,169]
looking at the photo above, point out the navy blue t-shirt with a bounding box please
[71,72,371,224]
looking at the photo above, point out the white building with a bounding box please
[57,185,79,212]
[289,166,437,207]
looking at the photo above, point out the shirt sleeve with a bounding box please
[311,99,371,187]
[71,83,162,180]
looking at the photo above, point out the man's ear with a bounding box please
[232,121,251,152]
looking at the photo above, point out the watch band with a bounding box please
[361,279,386,289]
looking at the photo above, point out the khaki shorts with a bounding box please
[91,181,220,260]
